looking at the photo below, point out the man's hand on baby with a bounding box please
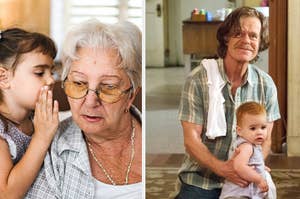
[33,86,59,145]
[219,148,249,188]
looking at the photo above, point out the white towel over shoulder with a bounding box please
[202,59,226,139]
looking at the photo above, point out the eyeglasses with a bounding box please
[62,80,133,103]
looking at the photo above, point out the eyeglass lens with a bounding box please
[63,81,131,103]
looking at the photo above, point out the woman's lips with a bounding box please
[82,115,103,122]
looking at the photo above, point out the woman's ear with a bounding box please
[0,67,11,89]
[125,87,141,111]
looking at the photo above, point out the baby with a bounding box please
[220,101,276,199]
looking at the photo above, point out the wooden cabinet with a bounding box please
[183,20,222,55]
[182,20,222,73]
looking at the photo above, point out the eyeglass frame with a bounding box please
[61,79,133,103]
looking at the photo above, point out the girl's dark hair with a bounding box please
[216,6,269,62]
[0,28,57,71]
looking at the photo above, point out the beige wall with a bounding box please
[243,0,261,7]
[287,0,300,156]
[0,0,50,35]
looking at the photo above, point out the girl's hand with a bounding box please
[33,86,59,145]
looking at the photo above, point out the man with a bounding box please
[175,7,280,198]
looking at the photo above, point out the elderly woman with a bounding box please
[26,19,142,198]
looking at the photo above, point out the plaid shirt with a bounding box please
[25,106,141,199]
[178,58,280,190]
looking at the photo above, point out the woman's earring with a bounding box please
[124,109,129,113]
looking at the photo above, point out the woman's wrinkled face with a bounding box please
[226,16,261,63]
[67,47,133,136]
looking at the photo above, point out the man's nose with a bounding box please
[241,33,250,43]
[241,33,251,43]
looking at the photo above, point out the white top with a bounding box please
[93,178,142,199]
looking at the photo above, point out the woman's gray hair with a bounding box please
[61,19,142,89]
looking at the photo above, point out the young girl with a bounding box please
[0,28,59,198]
[220,101,276,199]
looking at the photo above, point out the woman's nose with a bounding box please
[84,89,101,107]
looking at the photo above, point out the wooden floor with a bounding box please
[147,153,300,169]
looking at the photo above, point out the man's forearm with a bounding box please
[185,139,224,176]
[182,121,226,177]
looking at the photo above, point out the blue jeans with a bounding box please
[175,181,221,199]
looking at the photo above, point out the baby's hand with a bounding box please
[265,165,271,172]
[257,179,269,193]
[33,86,59,145]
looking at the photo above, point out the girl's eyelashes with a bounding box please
[34,71,45,76]
[34,68,55,77]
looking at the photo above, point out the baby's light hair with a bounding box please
[236,102,266,126]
